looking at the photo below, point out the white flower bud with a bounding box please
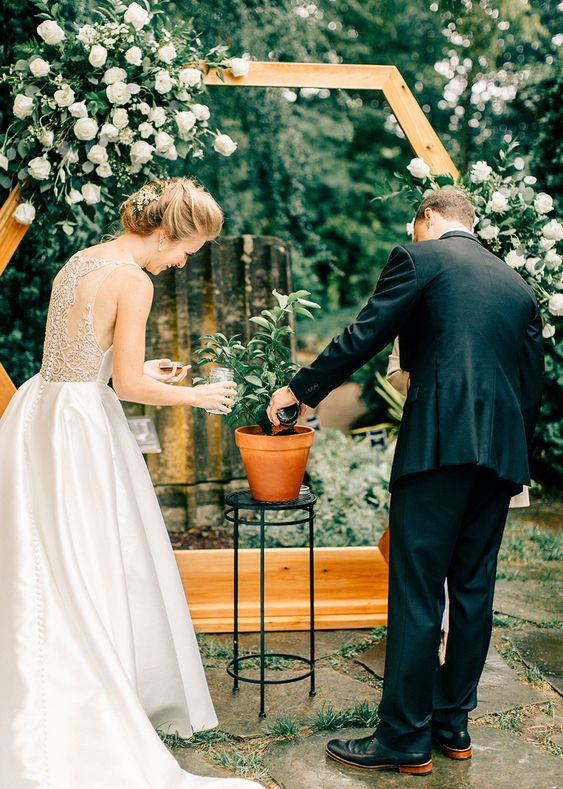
[36,20,65,45]
[88,44,108,68]
[213,133,237,157]
[13,202,36,224]
[406,157,430,180]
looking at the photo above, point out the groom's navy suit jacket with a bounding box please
[289,230,544,491]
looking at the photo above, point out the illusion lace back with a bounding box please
[40,253,136,382]
[0,251,262,788]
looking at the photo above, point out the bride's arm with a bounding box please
[111,268,235,410]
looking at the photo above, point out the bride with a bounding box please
[0,177,262,788]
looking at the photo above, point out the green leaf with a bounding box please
[249,316,272,329]
[245,373,263,387]
[272,290,289,309]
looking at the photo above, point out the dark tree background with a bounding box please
[1,0,561,483]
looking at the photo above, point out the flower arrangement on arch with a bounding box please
[377,141,562,338]
[0,0,245,232]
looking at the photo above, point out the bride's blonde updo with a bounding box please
[119,177,223,240]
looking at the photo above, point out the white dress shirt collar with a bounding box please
[439,226,474,238]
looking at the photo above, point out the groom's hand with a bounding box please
[267,385,301,426]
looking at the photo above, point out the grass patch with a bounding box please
[499,637,521,669]
[213,750,269,782]
[240,654,301,671]
[158,727,231,749]
[482,706,525,733]
[266,714,301,739]
[157,730,192,748]
[493,613,522,628]
[524,664,545,686]
[312,700,379,731]
[196,635,232,661]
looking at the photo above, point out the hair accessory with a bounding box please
[132,182,164,214]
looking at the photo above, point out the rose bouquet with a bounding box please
[376,141,562,338]
[0,0,246,232]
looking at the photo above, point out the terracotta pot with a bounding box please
[234,425,315,502]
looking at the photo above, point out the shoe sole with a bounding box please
[326,747,433,775]
[433,741,472,761]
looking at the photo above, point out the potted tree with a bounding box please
[195,290,320,502]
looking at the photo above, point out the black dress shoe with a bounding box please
[326,734,432,775]
[431,727,472,760]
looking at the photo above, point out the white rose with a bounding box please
[469,160,492,184]
[505,250,526,269]
[124,2,150,30]
[13,202,36,224]
[539,237,556,252]
[488,191,508,213]
[73,117,98,141]
[106,81,131,105]
[542,324,555,339]
[88,44,108,68]
[545,249,562,269]
[148,106,166,127]
[54,84,75,107]
[548,294,563,316]
[67,149,79,164]
[406,220,415,237]
[77,25,97,46]
[69,101,88,118]
[164,145,178,160]
[125,46,143,66]
[155,130,174,152]
[36,20,65,45]
[534,192,554,215]
[28,156,51,180]
[407,157,430,180]
[157,43,177,64]
[138,101,151,115]
[13,93,34,119]
[478,224,499,241]
[175,111,196,138]
[96,162,112,178]
[67,188,83,204]
[0,153,8,170]
[178,67,202,87]
[103,67,127,85]
[130,140,154,165]
[81,183,101,205]
[191,103,210,121]
[229,56,250,77]
[213,133,237,157]
[29,58,50,77]
[154,70,173,94]
[37,128,54,147]
[542,219,563,242]
[139,122,154,139]
[87,144,108,164]
[100,122,119,141]
[112,108,129,129]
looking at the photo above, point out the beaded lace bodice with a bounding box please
[40,253,137,383]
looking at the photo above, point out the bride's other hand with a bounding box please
[192,381,237,413]
[144,359,191,384]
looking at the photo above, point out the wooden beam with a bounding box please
[382,67,459,177]
[0,363,16,418]
[175,545,388,633]
[0,186,29,277]
[203,60,395,90]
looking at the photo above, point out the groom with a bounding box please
[267,188,544,775]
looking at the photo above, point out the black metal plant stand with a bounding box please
[224,488,317,719]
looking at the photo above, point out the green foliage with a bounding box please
[212,750,269,782]
[266,715,300,739]
[194,290,320,429]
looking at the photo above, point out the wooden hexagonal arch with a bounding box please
[0,61,457,415]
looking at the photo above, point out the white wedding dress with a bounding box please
[0,253,261,789]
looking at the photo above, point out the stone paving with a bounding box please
[166,505,562,787]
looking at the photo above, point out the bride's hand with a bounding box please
[191,381,237,413]
[144,359,191,385]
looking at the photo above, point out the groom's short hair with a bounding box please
[415,188,475,230]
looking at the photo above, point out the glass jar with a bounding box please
[205,366,235,415]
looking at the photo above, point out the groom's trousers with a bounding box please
[374,464,514,753]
